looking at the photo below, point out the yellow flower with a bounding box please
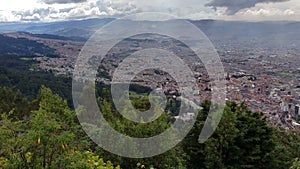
[37,137,41,145]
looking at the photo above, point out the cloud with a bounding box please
[6,0,138,22]
[42,0,87,4]
[12,8,51,21]
[205,0,290,15]
[0,0,299,22]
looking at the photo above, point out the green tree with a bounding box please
[0,87,35,120]
[183,101,289,169]
[291,158,300,169]
[0,87,118,168]
[78,87,183,169]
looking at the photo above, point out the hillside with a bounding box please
[0,34,56,56]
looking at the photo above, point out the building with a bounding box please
[295,104,299,116]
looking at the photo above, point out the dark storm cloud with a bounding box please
[43,0,86,4]
[205,0,290,15]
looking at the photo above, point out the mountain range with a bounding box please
[0,18,299,52]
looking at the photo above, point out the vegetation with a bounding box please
[0,54,72,105]
[291,158,300,169]
[183,101,293,169]
[0,35,56,56]
[0,86,300,168]
[0,87,119,168]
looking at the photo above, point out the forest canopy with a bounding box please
[0,86,300,168]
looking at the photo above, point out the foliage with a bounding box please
[54,150,120,169]
[0,87,117,168]
[84,87,181,169]
[0,87,36,120]
[0,64,72,106]
[182,101,298,169]
[0,35,55,56]
[291,158,300,169]
[1,86,300,168]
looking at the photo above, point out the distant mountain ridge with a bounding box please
[0,18,299,39]
[0,18,115,39]
[0,18,299,50]
[14,31,86,42]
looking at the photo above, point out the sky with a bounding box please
[0,0,299,22]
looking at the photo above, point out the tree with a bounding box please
[291,158,300,169]
[183,101,289,169]
[0,87,119,168]
[80,88,183,169]
[0,87,35,120]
